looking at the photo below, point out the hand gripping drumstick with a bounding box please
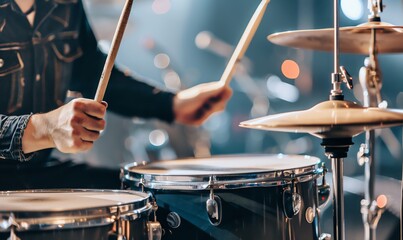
[219,0,270,86]
[94,0,134,102]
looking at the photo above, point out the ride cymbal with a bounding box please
[268,22,403,54]
[239,100,403,139]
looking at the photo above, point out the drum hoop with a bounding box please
[122,158,323,190]
[0,189,152,232]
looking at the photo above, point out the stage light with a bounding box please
[341,0,364,21]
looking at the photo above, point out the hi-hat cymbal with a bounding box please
[268,22,403,54]
[239,100,403,139]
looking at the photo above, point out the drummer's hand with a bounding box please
[173,82,232,125]
[22,98,107,154]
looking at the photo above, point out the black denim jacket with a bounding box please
[0,0,174,162]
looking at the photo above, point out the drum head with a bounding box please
[0,190,151,231]
[123,154,322,190]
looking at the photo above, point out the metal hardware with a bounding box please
[358,26,386,240]
[321,137,353,240]
[282,178,302,219]
[319,233,332,240]
[122,155,321,191]
[0,190,151,232]
[361,195,387,240]
[147,221,162,240]
[368,0,383,21]
[340,66,353,90]
[330,73,343,99]
[166,212,181,229]
[206,177,222,226]
[332,157,345,240]
[357,143,369,166]
[139,178,145,192]
[147,201,162,240]
[305,207,315,224]
[318,163,331,207]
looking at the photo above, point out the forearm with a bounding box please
[0,114,35,161]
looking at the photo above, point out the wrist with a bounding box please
[22,113,55,153]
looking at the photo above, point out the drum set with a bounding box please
[1,0,403,239]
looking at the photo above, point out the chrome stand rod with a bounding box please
[362,130,377,240]
[330,0,342,98]
[332,157,345,240]
[359,28,385,240]
[333,0,339,75]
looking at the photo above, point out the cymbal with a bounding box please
[239,100,403,139]
[268,22,403,54]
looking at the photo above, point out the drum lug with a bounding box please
[147,221,162,240]
[282,179,302,219]
[206,193,222,226]
[206,177,222,226]
[318,163,331,208]
[147,200,162,240]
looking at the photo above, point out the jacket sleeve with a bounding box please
[70,2,175,122]
[0,114,34,161]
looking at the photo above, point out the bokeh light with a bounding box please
[281,60,300,79]
[341,0,364,21]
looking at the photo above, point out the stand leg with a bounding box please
[332,158,345,240]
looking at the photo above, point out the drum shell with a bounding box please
[124,180,320,240]
[0,218,148,240]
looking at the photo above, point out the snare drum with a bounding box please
[0,189,159,240]
[122,154,328,240]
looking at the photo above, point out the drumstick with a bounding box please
[219,0,270,86]
[94,0,134,102]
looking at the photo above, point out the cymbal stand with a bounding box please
[325,1,354,240]
[357,2,387,239]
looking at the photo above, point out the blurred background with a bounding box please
[64,0,403,238]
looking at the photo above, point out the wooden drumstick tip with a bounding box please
[94,0,134,102]
[219,0,271,86]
